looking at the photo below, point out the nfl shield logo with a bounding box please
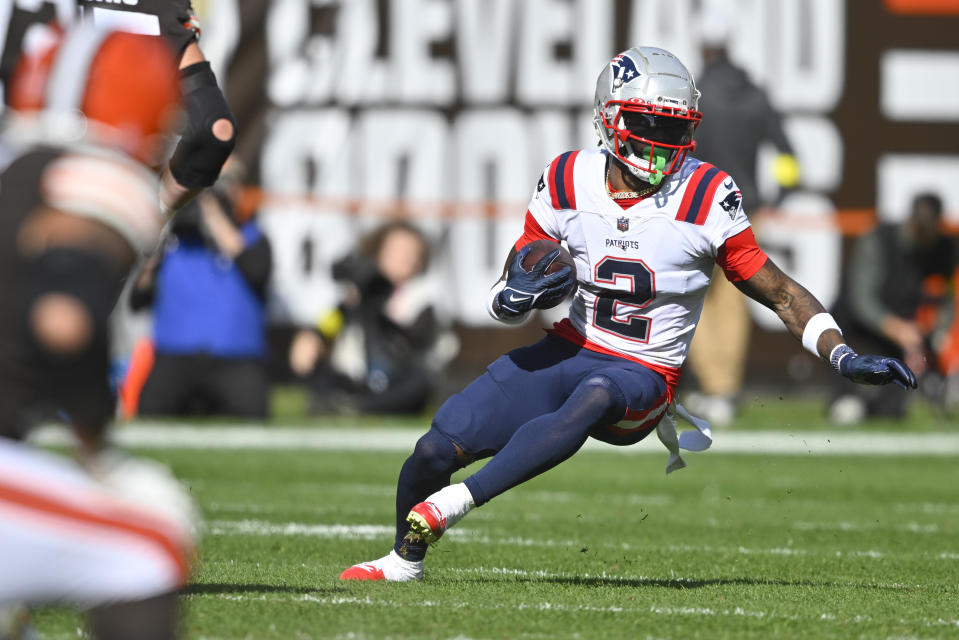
[617,217,629,232]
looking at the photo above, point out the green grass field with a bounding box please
[29,399,959,639]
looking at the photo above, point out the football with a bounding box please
[520,239,575,277]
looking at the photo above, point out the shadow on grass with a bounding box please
[184,583,327,596]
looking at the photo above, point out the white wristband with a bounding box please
[801,312,842,357]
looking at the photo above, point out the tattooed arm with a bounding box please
[733,257,917,388]
[733,258,843,360]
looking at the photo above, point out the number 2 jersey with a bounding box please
[516,148,768,397]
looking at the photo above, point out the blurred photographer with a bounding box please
[132,159,273,419]
[828,193,957,423]
[291,221,455,414]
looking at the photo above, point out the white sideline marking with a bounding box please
[30,424,959,455]
[209,519,480,540]
[183,589,959,629]
[207,519,958,562]
[793,520,940,534]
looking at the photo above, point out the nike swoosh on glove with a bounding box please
[832,345,918,389]
[496,246,575,318]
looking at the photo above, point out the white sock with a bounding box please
[428,482,475,524]
[383,550,423,581]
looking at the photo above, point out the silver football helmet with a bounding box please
[593,47,702,185]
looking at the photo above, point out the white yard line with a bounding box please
[206,518,957,561]
[29,424,959,455]
[182,589,959,629]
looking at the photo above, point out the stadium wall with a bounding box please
[193,0,959,387]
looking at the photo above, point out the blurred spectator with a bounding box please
[828,193,957,423]
[290,221,456,414]
[131,159,273,419]
[685,8,800,426]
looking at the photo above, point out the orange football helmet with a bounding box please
[8,23,181,165]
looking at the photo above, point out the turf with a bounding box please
[30,432,959,639]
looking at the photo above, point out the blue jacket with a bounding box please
[153,222,267,358]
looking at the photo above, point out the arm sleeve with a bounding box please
[717,228,769,282]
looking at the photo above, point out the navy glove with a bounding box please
[495,246,575,318]
[831,345,918,389]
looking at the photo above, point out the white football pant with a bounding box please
[0,438,196,607]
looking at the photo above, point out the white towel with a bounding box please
[655,402,713,474]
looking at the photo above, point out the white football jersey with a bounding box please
[520,148,764,390]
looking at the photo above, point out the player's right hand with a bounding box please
[496,246,575,317]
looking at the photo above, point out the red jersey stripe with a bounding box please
[547,151,578,210]
[514,210,557,250]
[0,478,190,582]
[548,156,562,210]
[676,163,713,222]
[693,169,728,225]
[561,150,579,210]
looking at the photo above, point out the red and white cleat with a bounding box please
[406,483,475,544]
[339,550,423,582]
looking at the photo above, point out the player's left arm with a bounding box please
[734,257,917,388]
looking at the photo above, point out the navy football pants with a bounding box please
[393,335,666,560]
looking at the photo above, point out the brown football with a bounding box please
[520,239,575,276]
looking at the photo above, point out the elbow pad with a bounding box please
[168,61,236,189]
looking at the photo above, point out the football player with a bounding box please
[341,46,917,582]
[0,0,236,210]
[0,25,197,639]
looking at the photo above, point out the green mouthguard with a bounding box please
[646,151,668,186]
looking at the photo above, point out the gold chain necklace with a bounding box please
[605,169,658,200]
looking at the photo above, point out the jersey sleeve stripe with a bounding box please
[676,164,721,225]
[561,150,579,210]
[548,151,578,210]
[548,156,562,210]
[693,169,727,225]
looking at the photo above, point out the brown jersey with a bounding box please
[0,142,160,438]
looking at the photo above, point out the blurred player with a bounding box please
[340,46,917,581]
[0,25,197,639]
[0,0,236,208]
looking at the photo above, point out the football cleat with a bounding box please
[339,550,423,582]
[406,483,475,544]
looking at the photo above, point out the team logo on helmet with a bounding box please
[610,54,641,87]
[617,216,630,232]
[719,190,742,218]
